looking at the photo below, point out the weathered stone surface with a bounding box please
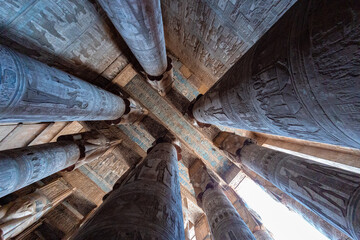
[123,74,238,183]
[189,159,256,240]
[0,131,113,198]
[0,45,125,123]
[98,0,167,77]
[202,185,256,240]
[0,178,73,239]
[194,215,212,240]
[162,0,296,85]
[72,142,185,240]
[242,167,352,240]
[192,0,360,149]
[0,141,79,198]
[236,140,360,239]
[224,187,273,240]
[217,132,355,240]
[0,0,125,83]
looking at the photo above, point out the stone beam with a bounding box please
[119,70,240,184]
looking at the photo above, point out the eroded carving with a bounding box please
[72,141,185,240]
[192,0,360,148]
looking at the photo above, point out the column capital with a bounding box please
[189,159,220,207]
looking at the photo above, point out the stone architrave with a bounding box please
[71,139,185,240]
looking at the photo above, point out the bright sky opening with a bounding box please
[236,177,330,240]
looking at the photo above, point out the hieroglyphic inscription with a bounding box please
[72,143,185,240]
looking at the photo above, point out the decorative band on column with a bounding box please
[202,185,256,240]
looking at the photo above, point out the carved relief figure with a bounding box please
[252,62,321,139]
[125,160,152,184]
[0,191,51,239]
[283,168,347,218]
[156,159,173,185]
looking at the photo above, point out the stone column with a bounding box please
[0,44,125,123]
[230,136,360,240]
[98,0,173,95]
[189,159,256,240]
[191,0,360,149]
[224,187,273,240]
[243,167,352,240]
[71,138,185,240]
[0,131,114,198]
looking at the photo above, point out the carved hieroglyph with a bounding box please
[0,131,114,198]
[217,132,352,240]
[192,0,360,148]
[244,167,352,240]
[224,187,274,240]
[98,0,167,77]
[202,186,256,240]
[0,44,125,123]
[72,142,185,240]
[0,141,79,198]
[189,160,256,240]
[0,0,125,82]
[162,0,296,84]
[236,141,360,239]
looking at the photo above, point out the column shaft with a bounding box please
[0,44,125,123]
[216,132,354,240]
[0,130,113,198]
[243,167,352,240]
[0,141,80,198]
[224,187,273,239]
[97,0,167,77]
[202,186,256,240]
[192,0,360,148]
[238,143,360,239]
[190,160,256,240]
[71,142,185,240]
